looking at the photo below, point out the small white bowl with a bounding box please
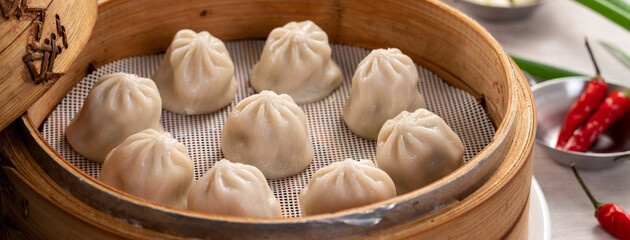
[457,0,548,21]
[532,77,630,169]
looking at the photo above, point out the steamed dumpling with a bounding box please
[67,73,163,162]
[152,29,237,115]
[343,48,427,140]
[98,129,194,209]
[221,90,314,179]
[299,159,396,215]
[377,109,464,194]
[250,20,342,104]
[187,159,282,218]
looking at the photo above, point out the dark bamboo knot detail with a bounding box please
[3,0,70,84]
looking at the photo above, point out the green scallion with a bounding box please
[510,55,588,81]
[574,0,630,32]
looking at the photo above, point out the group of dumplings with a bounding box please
[65,20,465,218]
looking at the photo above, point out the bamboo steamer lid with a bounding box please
[0,0,97,131]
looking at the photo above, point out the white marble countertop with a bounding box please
[442,0,630,239]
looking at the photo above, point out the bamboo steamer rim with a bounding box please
[19,0,524,234]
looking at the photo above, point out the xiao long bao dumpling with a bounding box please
[99,129,194,209]
[187,159,282,218]
[299,159,396,216]
[152,29,237,115]
[67,73,163,162]
[250,20,342,104]
[377,109,464,195]
[221,90,314,179]
[343,48,427,140]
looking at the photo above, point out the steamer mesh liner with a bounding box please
[41,40,495,218]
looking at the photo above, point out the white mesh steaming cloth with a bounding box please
[41,40,495,218]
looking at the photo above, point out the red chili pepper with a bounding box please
[597,204,630,240]
[563,90,630,152]
[556,39,609,149]
[555,77,608,148]
[571,164,630,240]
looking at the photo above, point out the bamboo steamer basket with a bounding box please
[0,0,536,239]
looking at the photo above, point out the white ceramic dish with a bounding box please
[529,176,551,240]
[456,0,549,22]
